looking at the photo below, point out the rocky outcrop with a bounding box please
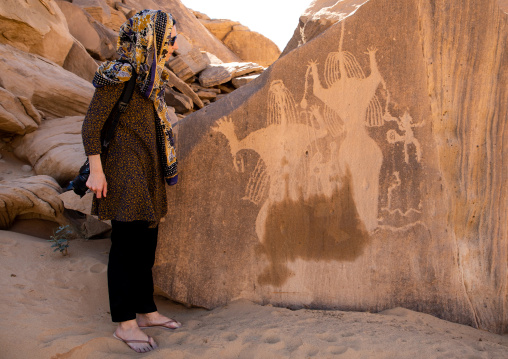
[0,88,41,136]
[0,0,74,66]
[153,0,241,63]
[0,175,65,229]
[12,116,86,186]
[56,1,117,61]
[62,39,99,83]
[282,0,367,56]
[223,29,280,68]
[0,43,94,119]
[154,0,508,335]
[199,62,264,88]
[199,17,281,67]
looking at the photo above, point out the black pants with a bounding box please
[108,220,158,322]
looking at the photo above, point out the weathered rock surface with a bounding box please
[201,18,281,67]
[282,0,367,56]
[199,62,264,87]
[0,88,40,135]
[57,1,117,61]
[154,0,508,335]
[167,48,208,81]
[12,116,86,185]
[0,43,94,119]
[0,0,74,65]
[223,29,280,67]
[63,39,99,83]
[0,175,65,229]
[202,19,241,41]
[152,0,241,63]
[73,0,112,24]
[232,74,261,89]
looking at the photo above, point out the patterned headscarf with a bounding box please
[92,9,177,180]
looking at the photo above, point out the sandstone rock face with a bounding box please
[63,39,99,83]
[0,0,74,65]
[73,0,112,24]
[152,0,241,63]
[0,88,40,135]
[154,0,508,335]
[201,18,281,67]
[282,0,367,56]
[199,62,264,87]
[223,29,281,67]
[0,175,65,229]
[12,116,86,185]
[0,43,94,119]
[57,1,117,61]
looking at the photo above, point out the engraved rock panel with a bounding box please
[155,0,508,335]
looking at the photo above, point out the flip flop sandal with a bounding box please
[139,319,182,330]
[113,333,157,352]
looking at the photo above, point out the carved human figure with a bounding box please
[302,47,384,232]
[385,111,423,164]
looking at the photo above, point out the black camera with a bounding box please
[66,159,90,197]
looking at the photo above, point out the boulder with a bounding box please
[12,116,86,186]
[154,0,508,335]
[199,62,264,88]
[164,88,193,114]
[167,48,208,81]
[56,1,117,61]
[0,43,94,119]
[201,18,281,67]
[223,28,281,67]
[62,39,99,83]
[72,0,111,24]
[232,74,261,89]
[198,66,231,88]
[0,87,40,135]
[0,175,65,229]
[165,69,204,109]
[152,0,242,63]
[201,19,241,41]
[0,0,73,65]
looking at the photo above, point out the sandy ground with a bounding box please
[0,230,507,359]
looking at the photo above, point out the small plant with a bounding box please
[48,225,72,256]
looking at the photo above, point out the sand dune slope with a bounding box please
[0,230,506,359]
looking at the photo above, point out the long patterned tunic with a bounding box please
[82,83,167,226]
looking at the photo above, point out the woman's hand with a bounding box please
[86,155,107,198]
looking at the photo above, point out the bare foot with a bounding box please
[114,319,158,353]
[137,311,182,329]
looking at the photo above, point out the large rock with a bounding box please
[152,0,242,63]
[223,27,281,67]
[0,87,40,135]
[72,0,112,24]
[12,116,86,185]
[62,39,99,83]
[202,18,281,67]
[154,0,508,335]
[0,43,94,119]
[0,175,65,229]
[199,62,264,87]
[202,19,241,41]
[56,1,117,61]
[0,0,74,65]
[282,0,367,56]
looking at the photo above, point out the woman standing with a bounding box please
[82,9,180,353]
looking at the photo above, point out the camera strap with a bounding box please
[100,65,138,150]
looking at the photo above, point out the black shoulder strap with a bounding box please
[101,67,138,150]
